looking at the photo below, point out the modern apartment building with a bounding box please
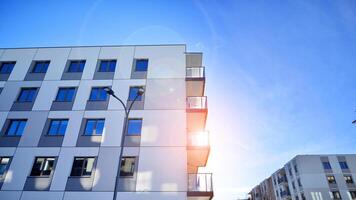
[0,44,213,200]
[249,155,356,200]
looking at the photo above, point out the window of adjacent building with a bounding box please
[5,119,27,136]
[127,119,142,136]
[331,191,341,199]
[339,161,349,169]
[70,157,95,176]
[295,195,299,200]
[297,178,302,187]
[32,61,50,73]
[0,62,16,74]
[84,119,105,135]
[0,157,10,177]
[292,181,296,190]
[301,193,306,200]
[349,191,356,199]
[67,60,85,72]
[327,175,337,184]
[0,87,3,95]
[134,59,148,72]
[89,87,108,101]
[323,161,332,170]
[120,157,135,177]
[128,86,143,101]
[17,88,38,102]
[294,164,298,173]
[345,175,354,184]
[48,119,68,136]
[55,87,76,102]
[98,60,116,72]
[30,157,55,176]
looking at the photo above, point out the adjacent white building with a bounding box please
[249,155,356,200]
[0,44,212,200]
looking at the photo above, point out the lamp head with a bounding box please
[104,87,114,95]
[137,87,145,96]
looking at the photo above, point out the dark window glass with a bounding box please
[98,60,116,72]
[350,191,356,199]
[0,87,3,95]
[6,119,27,136]
[32,61,50,73]
[30,157,55,176]
[0,62,16,74]
[84,119,105,135]
[120,157,135,177]
[67,60,86,72]
[89,87,108,101]
[48,119,68,136]
[345,175,354,184]
[127,119,142,135]
[70,157,95,176]
[323,162,332,170]
[0,157,10,177]
[327,175,336,184]
[55,87,76,102]
[135,59,148,72]
[128,87,143,101]
[332,191,341,199]
[339,161,349,169]
[17,88,38,102]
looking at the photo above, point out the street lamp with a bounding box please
[104,86,144,200]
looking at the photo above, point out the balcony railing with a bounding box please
[186,67,205,78]
[188,173,213,192]
[187,96,207,110]
[188,131,210,147]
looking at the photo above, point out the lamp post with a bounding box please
[104,87,144,200]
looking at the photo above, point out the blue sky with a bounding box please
[1,0,356,199]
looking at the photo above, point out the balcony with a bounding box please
[186,67,205,96]
[186,96,208,132]
[188,173,213,200]
[187,131,210,173]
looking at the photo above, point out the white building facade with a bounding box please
[0,44,212,200]
[250,155,356,200]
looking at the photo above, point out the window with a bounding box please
[30,157,55,176]
[345,175,354,184]
[292,181,296,190]
[135,59,148,72]
[55,87,76,102]
[70,157,95,176]
[6,119,27,136]
[120,157,135,177]
[0,62,15,74]
[331,191,341,199]
[84,119,105,135]
[340,161,349,169]
[17,88,38,102]
[128,86,143,101]
[48,119,68,136]
[294,164,298,173]
[323,161,332,170]
[0,157,10,177]
[127,119,142,135]
[67,60,85,72]
[98,60,116,72]
[0,87,3,95]
[327,175,337,184]
[89,87,108,101]
[297,178,302,187]
[301,193,306,200]
[295,195,299,200]
[32,61,50,73]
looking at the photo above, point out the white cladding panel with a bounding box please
[1,49,37,81]
[68,47,101,80]
[20,191,64,200]
[145,79,186,110]
[99,46,135,79]
[1,147,60,190]
[50,147,99,190]
[136,147,187,191]
[115,191,186,200]
[135,45,186,79]
[63,192,113,200]
[32,80,80,110]
[33,48,70,80]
